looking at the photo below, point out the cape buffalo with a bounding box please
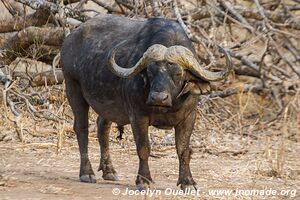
[61,14,232,190]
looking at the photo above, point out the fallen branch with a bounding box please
[15,0,89,22]
[28,44,60,63]
[192,4,300,30]
[172,0,192,39]
[269,36,300,78]
[1,26,65,65]
[209,84,264,98]
[8,57,52,76]
[0,68,11,85]
[218,0,254,33]
[115,0,134,9]
[31,69,64,87]
[0,9,52,33]
[62,0,81,5]
[15,0,59,13]
[5,58,64,87]
[91,0,124,14]
[0,0,24,16]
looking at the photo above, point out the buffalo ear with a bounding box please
[177,81,211,98]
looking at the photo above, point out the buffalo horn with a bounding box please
[109,41,232,81]
[108,41,167,78]
[165,45,232,81]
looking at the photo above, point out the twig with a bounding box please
[15,0,88,22]
[172,0,192,39]
[209,2,256,33]
[218,0,254,33]
[148,0,159,16]
[0,69,11,85]
[192,4,300,30]
[259,38,269,87]
[91,0,124,14]
[15,0,59,13]
[1,0,25,16]
[269,35,300,77]
[1,27,65,65]
[227,51,260,72]
[0,9,52,33]
[115,0,134,10]
[283,42,300,62]
[209,84,264,98]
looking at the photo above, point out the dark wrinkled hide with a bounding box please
[61,14,206,189]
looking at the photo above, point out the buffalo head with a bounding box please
[108,41,232,107]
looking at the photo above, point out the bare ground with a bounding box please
[0,125,299,200]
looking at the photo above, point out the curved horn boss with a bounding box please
[108,41,167,78]
[108,40,232,81]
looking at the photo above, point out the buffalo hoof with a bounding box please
[80,174,97,183]
[177,176,196,190]
[136,182,150,191]
[180,184,197,191]
[103,172,119,181]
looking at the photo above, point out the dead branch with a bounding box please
[28,44,60,63]
[209,84,264,98]
[147,0,159,17]
[4,57,64,87]
[0,27,64,65]
[218,0,254,33]
[233,64,260,78]
[191,35,261,77]
[62,0,81,5]
[192,4,300,30]
[0,9,52,33]
[0,68,10,85]
[91,0,124,14]
[31,69,64,87]
[115,0,134,10]
[66,17,82,27]
[8,57,52,76]
[15,0,89,22]
[0,0,24,16]
[269,36,300,78]
[190,6,210,21]
[15,0,59,13]
[283,42,300,62]
[172,0,192,39]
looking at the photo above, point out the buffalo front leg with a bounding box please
[130,115,152,190]
[65,78,96,183]
[97,116,119,181]
[175,110,197,190]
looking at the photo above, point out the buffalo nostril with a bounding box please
[162,94,168,102]
[151,92,168,103]
[150,94,156,101]
[147,91,172,107]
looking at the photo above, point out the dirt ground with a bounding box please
[0,123,299,200]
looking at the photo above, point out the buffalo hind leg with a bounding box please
[131,115,152,191]
[65,78,96,183]
[97,116,119,181]
[175,111,197,190]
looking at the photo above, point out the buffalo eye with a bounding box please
[167,62,174,68]
[172,72,183,83]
